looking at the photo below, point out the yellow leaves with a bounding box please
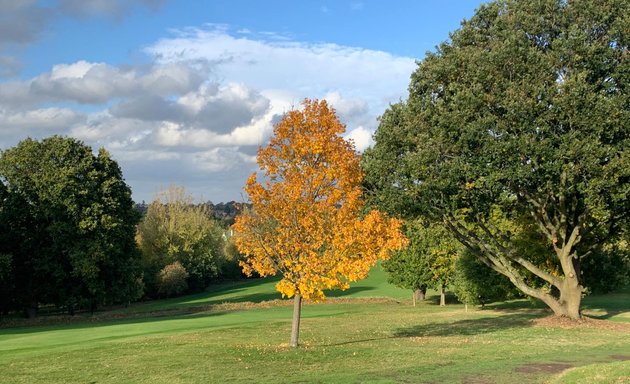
[234,99,407,301]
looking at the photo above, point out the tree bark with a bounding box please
[548,279,582,320]
[289,294,302,348]
[439,284,446,306]
[412,287,426,306]
[503,270,583,320]
[416,286,427,301]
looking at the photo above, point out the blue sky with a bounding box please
[1,0,483,203]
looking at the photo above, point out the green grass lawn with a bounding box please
[1,267,628,384]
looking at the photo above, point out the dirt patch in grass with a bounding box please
[514,362,574,374]
[610,355,630,361]
[532,315,630,331]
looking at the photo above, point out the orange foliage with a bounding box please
[233,99,407,301]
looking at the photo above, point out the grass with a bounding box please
[0,267,629,384]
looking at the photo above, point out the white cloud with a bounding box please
[145,26,415,113]
[351,2,365,11]
[0,107,85,138]
[0,60,210,107]
[344,126,373,152]
[0,25,416,202]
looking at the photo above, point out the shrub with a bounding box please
[156,261,189,297]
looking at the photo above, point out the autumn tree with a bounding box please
[364,0,630,320]
[136,186,224,295]
[234,99,406,347]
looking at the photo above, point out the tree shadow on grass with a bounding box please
[479,287,630,321]
[323,313,537,347]
[393,313,536,338]
[581,289,630,320]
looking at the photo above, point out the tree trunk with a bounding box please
[540,280,582,320]
[559,283,582,320]
[413,286,426,306]
[503,270,583,320]
[439,284,446,306]
[417,286,427,300]
[289,294,302,348]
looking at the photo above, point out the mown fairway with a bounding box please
[1,267,629,384]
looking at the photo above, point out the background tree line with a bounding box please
[0,137,245,317]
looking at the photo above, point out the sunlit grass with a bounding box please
[0,267,628,384]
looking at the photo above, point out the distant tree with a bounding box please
[136,186,224,295]
[381,230,432,306]
[234,99,407,347]
[364,0,630,320]
[382,220,459,306]
[0,136,143,316]
[208,201,243,226]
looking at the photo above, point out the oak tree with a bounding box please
[364,0,630,320]
[234,99,406,347]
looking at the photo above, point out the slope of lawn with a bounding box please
[0,266,628,384]
[106,263,413,316]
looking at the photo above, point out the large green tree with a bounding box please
[364,0,630,319]
[0,136,143,316]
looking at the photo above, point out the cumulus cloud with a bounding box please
[145,26,416,159]
[0,60,209,107]
[344,126,373,152]
[0,25,416,202]
[0,107,85,138]
[146,26,415,110]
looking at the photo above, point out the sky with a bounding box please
[0,0,483,203]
